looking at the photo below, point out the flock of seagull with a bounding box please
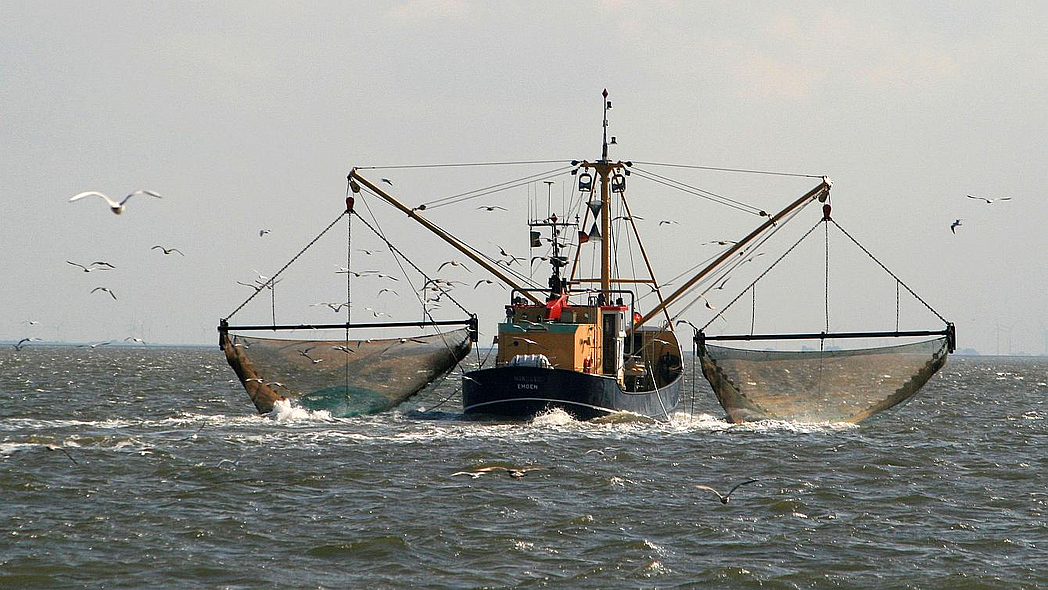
[11,190,179,349]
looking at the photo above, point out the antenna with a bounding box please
[544,180,554,219]
[601,89,611,162]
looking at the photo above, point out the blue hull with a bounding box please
[462,366,682,420]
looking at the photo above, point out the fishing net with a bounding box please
[221,328,471,416]
[699,336,949,423]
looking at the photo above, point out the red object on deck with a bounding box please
[545,294,568,321]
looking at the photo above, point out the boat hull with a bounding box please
[462,366,681,420]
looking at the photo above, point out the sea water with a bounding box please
[1,347,1045,589]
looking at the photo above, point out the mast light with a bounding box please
[578,172,594,192]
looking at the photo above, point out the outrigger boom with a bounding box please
[347,169,544,305]
[635,177,832,328]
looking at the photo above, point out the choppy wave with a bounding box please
[2,349,1046,589]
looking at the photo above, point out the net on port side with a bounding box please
[221,328,472,416]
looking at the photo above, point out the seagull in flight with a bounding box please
[336,268,377,277]
[510,336,549,350]
[67,260,114,273]
[381,178,393,186]
[13,337,40,350]
[438,260,469,273]
[967,194,1011,204]
[496,245,525,265]
[298,347,323,363]
[45,444,78,465]
[69,190,161,215]
[477,205,508,212]
[151,245,184,256]
[452,465,550,478]
[310,301,350,313]
[658,220,679,226]
[695,479,758,504]
[474,279,505,289]
[674,319,699,332]
[259,229,271,237]
[91,286,117,300]
[950,219,962,234]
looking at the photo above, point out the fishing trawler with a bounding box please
[255,89,954,423]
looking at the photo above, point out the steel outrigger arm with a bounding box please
[348,168,543,305]
[635,178,833,329]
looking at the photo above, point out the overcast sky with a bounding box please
[2,1,1045,354]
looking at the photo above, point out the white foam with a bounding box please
[529,407,577,427]
[267,399,334,423]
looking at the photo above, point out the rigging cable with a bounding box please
[355,159,572,170]
[630,161,825,179]
[346,180,353,393]
[417,165,574,210]
[830,219,950,324]
[825,218,830,333]
[674,202,813,324]
[353,197,479,368]
[224,209,348,321]
[700,214,824,332]
[629,167,768,216]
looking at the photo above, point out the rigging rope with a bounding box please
[224,210,348,320]
[700,216,951,333]
[350,209,473,318]
[630,167,765,216]
[673,201,812,324]
[355,159,572,170]
[630,161,825,179]
[353,198,480,369]
[830,219,950,325]
[345,181,353,392]
[418,165,573,210]
[700,217,824,332]
[825,219,830,333]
